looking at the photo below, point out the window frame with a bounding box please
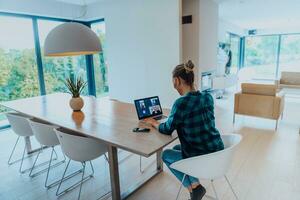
[241,32,300,80]
[0,12,105,130]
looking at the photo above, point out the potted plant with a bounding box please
[64,76,87,112]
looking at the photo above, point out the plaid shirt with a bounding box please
[159,91,224,158]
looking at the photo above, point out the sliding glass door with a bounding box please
[244,35,280,79]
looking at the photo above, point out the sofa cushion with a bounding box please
[241,83,277,96]
[280,71,300,85]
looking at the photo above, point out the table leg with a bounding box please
[108,145,121,200]
[24,136,48,155]
[156,149,163,171]
[107,147,164,200]
[25,136,32,153]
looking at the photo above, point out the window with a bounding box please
[0,16,39,121]
[244,35,280,79]
[91,21,109,97]
[229,34,241,74]
[38,20,88,95]
[0,14,106,129]
[279,34,300,73]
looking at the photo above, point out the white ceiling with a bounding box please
[219,0,300,30]
[55,0,100,5]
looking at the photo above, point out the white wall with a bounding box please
[0,0,84,20]
[198,0,219,74]
[87,0,182,108]
[182,0,200,87]
[218,18,246,42]
[182,0,219,89]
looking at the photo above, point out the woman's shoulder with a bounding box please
[199,92,214,105]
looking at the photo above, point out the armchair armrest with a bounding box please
[273,95,284,119]
[234,93,241,114]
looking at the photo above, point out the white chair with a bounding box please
[6,112,34,173]
[28,118,66,188]
[171,134,242,200]
[54,127,108,200]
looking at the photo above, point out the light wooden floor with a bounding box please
[0,91,300,200]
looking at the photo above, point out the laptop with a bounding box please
[134,96,167,121]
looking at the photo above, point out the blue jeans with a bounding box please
[162,144,199,188]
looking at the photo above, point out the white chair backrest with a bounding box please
[28,118,60,147]
[170,134,242,180]
[54,128,108,162]
[6,112,34,137]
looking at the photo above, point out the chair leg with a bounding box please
[211,180,219,200]
[175,174,186,200]
[29,148,42,177]
[44,147,55,188]
[8,136,20,165]
[78,162,86,200]
[56,160,94,197]
[233,114,236,124]
[19,143,27,173]
[275,120,278,130]
[29,146,65,180]
[56,159,71,196]
[225,176,239,200]
[53,148,58,160]
[89,161,94,176]
[104,154,109,163]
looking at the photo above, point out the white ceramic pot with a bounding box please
[69,97,84,111]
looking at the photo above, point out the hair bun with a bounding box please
[184,60,194,72]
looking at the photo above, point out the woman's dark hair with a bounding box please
[172,60,195,86]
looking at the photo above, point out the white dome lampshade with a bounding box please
[44,22,102,57]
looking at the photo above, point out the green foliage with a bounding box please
[245,36,279,66]
[92,24,109,96]
[64,76,87,98]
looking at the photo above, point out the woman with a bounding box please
[144,60,224,200]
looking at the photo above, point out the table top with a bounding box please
[0,93,177,157]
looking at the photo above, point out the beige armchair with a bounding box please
[276,71,300,89]
[234,83,285,130]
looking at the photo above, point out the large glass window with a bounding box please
[229,34,241,74]
[38,20,88,95]
[0,16,39,122]
[91,21,109,97]
[0,15,107,128]
[279,34,300,73]
[244,36,280,79]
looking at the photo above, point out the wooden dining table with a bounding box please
[0,93,177,200]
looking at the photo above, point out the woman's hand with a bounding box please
[143,118,160,129]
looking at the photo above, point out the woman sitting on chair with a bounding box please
[144,60,224,200]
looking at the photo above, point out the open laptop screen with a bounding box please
[134,96,163,120]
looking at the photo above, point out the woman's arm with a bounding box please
[144,100,182,135]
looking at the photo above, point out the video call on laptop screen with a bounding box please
[134,96,163,120]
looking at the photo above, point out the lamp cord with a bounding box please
[72,0,87,21]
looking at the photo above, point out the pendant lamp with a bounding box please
[44,22,102,57]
